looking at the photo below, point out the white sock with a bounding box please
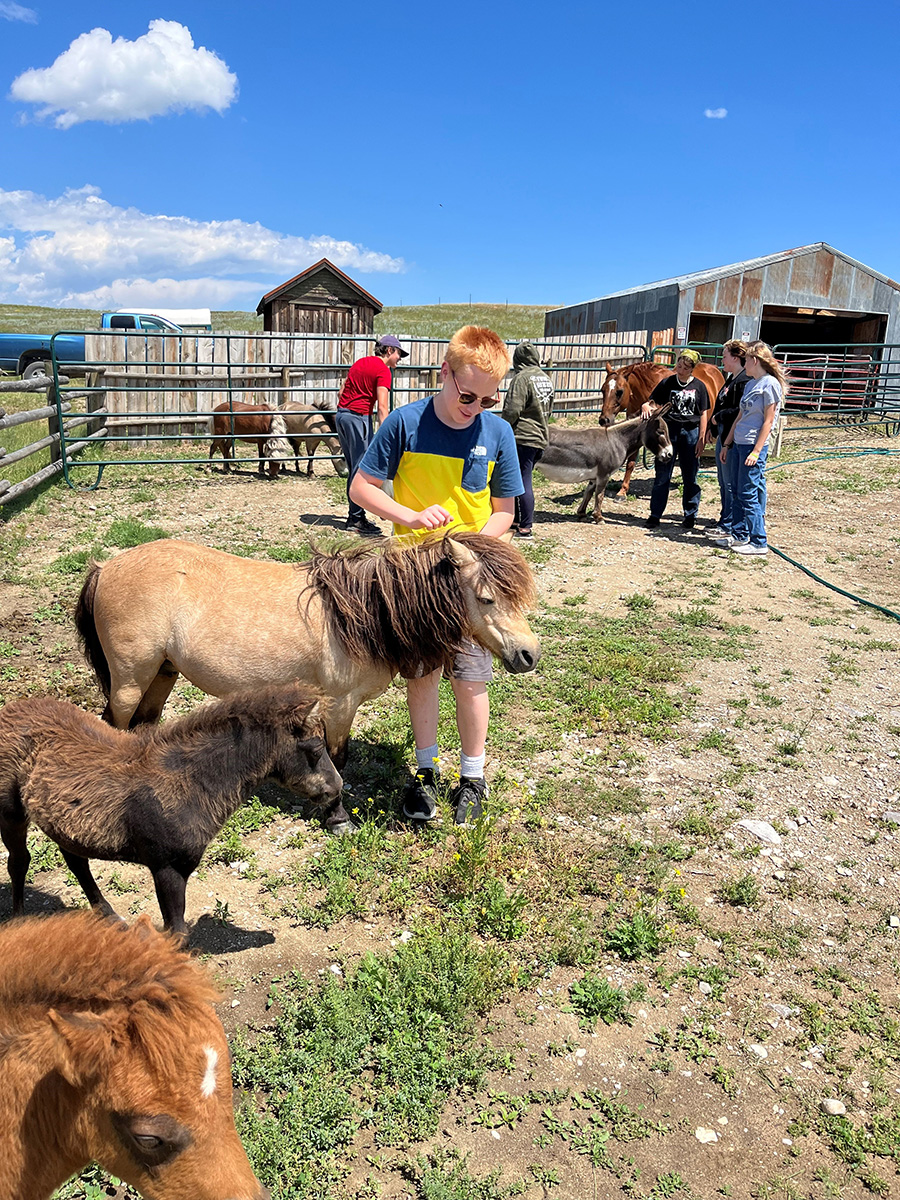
[416,744,440,773]
[460,752,485,780]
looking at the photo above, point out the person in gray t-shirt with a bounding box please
[720,342,787,556]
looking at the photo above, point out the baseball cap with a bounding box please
[376,334,409,358]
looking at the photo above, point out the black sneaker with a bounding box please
[356,517,383,538]
[343,516,362,531]
[646,515,661,529]
[450,776,486,826]
[681,514,695,530]
[402,768,438,822]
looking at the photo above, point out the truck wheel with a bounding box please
[22,360,50,380]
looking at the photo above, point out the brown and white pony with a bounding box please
[75,534,540,831]
[208,401,292,479]
[0,911,265,1200]
[277,398,348,477]
[598,360,725,498]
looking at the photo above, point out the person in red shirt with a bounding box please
[336,334,408,534]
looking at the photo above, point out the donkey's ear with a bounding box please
[48,1008,115,1087]
[447,539,478,568]
[653,402,672,418]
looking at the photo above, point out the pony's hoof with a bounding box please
[327,820,359,838]
[612,494,627,503]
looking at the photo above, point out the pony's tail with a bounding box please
[74,562,111,700]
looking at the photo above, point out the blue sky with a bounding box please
[1,0,898,312]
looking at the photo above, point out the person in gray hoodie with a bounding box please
[501,342,553,537]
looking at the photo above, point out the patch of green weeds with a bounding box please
[568,973,639,1027]
[266,544,314,563]
[284,816,420,927]
[25,829,64,879]
[604,909,662,961]
[718,874,760,907]
[104,517,170,547]
[405,1147,524,1198]
[232,922,511,1192]
[48,547,103,575]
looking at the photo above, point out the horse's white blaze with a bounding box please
[201,1045,218,1098]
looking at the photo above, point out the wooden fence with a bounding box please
[78,329,650,429]
[0,371,106,507]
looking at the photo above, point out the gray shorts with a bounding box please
[408,638,494,683]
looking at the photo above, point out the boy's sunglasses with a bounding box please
[451,369,500,408]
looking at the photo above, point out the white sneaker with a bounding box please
[715,535,735,547]
[731,542,768,556]
[707,525,727,539]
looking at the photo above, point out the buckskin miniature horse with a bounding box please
[75,534,540,832]
[598,360,724,499]
[539,410,673,522]
[0,910,265,1200]
[277,398,348,477]
[208,400,292,478]
[0,684,341,934]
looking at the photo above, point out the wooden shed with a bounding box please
[256,259,383,335]
[545,244,900,350]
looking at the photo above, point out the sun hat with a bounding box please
[376,334,409,358]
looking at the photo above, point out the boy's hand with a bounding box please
[409,504,453,530]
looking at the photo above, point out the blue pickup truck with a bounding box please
[0,311,184,379]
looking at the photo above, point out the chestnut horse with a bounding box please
[75,534,540,831]
[0,684,341,934]
[598,360,725,499]
[0,911,265,1200]
[208,401,292,478]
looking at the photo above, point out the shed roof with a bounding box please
[256,258,383,315]
[583,243,900,303]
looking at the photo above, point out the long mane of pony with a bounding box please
[303,531,535,678]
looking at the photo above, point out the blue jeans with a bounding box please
[716,434,738,532]
[650,423,701,519]
[515,444,543,530]
[731,445,769,547]
[335,408,373,522]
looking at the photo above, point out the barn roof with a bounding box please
[256,258,383,314]
[585,243,900,303]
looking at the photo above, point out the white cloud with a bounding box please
[704,107,728,119]
[0,185,406,309]
[0,3,37,22]
[9,20,237,127]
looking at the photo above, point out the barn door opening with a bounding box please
[759,305,887,347]
[688,312,734,344]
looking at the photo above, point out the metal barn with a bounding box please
[257,259,383,335]
[544,243,900,351]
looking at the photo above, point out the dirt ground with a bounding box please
[1,424,898,1200]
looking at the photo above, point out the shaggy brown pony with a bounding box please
[0,910,266,1200]
[0,684,341,934]
[74,533,540,834]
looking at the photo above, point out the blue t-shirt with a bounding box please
[732,375,781,446]
[358,396,523,537]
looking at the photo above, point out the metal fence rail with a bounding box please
[49,330,649,485]
[772,343,900,421]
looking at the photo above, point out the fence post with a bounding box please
[46,379,61,465]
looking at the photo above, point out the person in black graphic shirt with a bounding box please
[641,349,710,530]
[708,339,749,540]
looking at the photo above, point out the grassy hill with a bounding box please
[0,302,556,341]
